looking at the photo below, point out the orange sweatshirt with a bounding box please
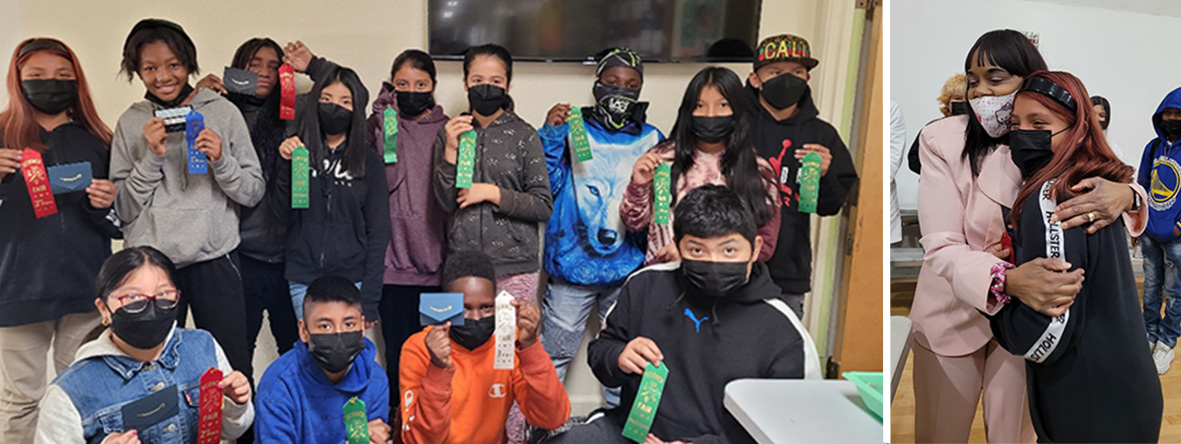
[399,327,571,444]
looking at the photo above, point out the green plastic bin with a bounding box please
[842,371,884,420]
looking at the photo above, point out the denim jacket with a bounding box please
[34,326,253,443]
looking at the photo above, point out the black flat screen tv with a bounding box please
[428,0,763,63]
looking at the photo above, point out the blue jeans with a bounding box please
[541,278,622,408]
[290,281,362,320]
[1142,236,1181,348]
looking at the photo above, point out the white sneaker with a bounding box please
[1154,342,1175,375]
[1151,338,1158,353]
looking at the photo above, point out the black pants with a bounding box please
[545,415,632,444]
[379,284,437,401]
[241,255,299,356]
[175,252,252,381]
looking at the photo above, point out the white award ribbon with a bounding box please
[493,291,516,370]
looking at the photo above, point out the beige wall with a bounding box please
[0,0,828,133]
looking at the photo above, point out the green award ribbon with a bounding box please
[568,107,592,162]
[457,130,476,189]
[622,362,669,443]
[343,397,369,444]
[292,146,309,209]
[383,107,398,164]
[797,151,822,214]
[653,163,671,225]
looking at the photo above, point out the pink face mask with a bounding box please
[969,91,1017,138]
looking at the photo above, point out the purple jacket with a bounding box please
[366,82,450,286]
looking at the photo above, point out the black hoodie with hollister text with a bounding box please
[587,261,821,444]
[750,87,858,299]
[989,180,1161,442]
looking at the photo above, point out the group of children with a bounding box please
[0,16,857,444]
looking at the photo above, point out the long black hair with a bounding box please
[962,30,1047,176]
[95,246,178,302]
[668,66,772,227]
[297,66,370,178]
[228,37,285,180]
[391,49,437,87]
[462,44,515,112]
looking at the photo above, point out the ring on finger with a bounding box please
[1086,211,1095,223]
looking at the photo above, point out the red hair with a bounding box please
[0,38,112,151]
[1011,70,1134,229]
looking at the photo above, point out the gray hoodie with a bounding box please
[110,89,264,267]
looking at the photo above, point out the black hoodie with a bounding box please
[0,122,121,327]
[989,180,1161,442]
[588,261,821,444]
[750,87,858,297]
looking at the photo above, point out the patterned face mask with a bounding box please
[969,91,1017,138]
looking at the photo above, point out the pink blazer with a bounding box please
[911,116,1147,356]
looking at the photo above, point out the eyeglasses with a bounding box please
[113,290,180,314]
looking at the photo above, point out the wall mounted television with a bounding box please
[428,0,763,63]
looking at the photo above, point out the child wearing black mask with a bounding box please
[273,66,391,327]
[746,34,859,316]
[35,246,254,444]
[0,38,120,443]
[1137,88,1181,376]
[537,48,664,402]
[109,18,264,380]
[399,250,569,444]
[255,275,391,442]
[364,50,451,400]
[192,38,302,372]
[621,66,780,265]
[432,44,551,308]
[550,185,819,444]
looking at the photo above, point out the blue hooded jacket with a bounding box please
[539,112,663,286]
[1138,87,1181,242]
[255,337,389,442]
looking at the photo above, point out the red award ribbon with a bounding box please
[280,63,296,120]
[20,148,57,218]
[197,367,223,444]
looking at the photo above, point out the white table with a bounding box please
[890,316,912,402]
[724,379,882,443]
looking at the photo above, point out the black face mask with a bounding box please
[396,90,435,118]
[759,73,808,110]
[21,79,77,115]
[691,115,735,144]
[318,102,353,135]
[144,83,194,109]
[1009,129,1055,179]
[465,83,507,116]
[681,259,751,299]
[109,300,178,350]
[1162,119,1181,138]
[450,316,495,350]
[592,82,641,130]
[950,101,968,116]
[468,84,508,117]
[307,330,365,373]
